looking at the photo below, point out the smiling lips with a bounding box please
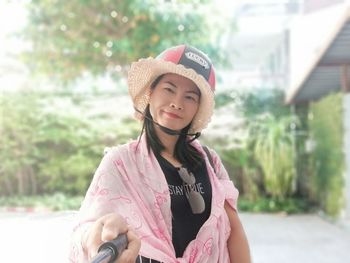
[163,111,181,119]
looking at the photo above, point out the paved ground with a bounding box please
[1,211,349,262]
[0,211,76,262]
[240,213,350,263]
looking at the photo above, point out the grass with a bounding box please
[0,193,84,211]
[0,193,315,214]
[238,197,315,214]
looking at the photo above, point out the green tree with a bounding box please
[308,94,345,217]
[0,92,141,196]
[21,0,225,84]
[0,93,41,195]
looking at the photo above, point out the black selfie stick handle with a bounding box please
[90,234,128,263]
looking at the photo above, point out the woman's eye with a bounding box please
[185,96,197,102]
[164,87,175,93]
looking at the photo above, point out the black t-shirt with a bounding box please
[156,155,212,257]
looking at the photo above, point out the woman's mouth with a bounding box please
[163,111,181,119]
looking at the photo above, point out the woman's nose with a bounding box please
[170,99,183,110]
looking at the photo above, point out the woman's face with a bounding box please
[149,73,200,132]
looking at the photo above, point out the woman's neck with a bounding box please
[154,125,179,156]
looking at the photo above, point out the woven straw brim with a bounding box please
[128,57,215,134]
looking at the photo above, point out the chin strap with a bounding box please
[134,107,201,140]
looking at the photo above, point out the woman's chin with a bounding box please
[158,122,183,133]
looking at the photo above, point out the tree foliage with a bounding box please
[308,93,345,217]
[211,88,298,200]
[0,93,41,195]
[0,92,140,196]
[21,0,225,84]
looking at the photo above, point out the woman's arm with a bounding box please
[225,202,251,263]
[70,148,141,262]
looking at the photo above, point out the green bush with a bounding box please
[0,93,42,195]
[210,88,298,202]
[238,197,313,214]
[250,114,298,200]
[220,147,262,202]
[0,193,84,211]
[308,93,345,217]
[0,92,140,196]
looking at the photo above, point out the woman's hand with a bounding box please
[84,213,141,262]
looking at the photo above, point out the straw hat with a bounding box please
[128,44,216,134]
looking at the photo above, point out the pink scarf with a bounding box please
[69,136,239,263]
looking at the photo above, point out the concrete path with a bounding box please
[240,213,350,263]
[1,211,349,262]
[0,211,76,262]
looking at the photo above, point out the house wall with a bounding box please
[303,0,344,13]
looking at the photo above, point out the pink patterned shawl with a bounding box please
[69,135,239,263]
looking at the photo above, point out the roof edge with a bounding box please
[285,4,350,105]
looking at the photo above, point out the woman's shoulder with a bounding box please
[191,139,219,158]
[102,139,140,158]
[191,140,223,172]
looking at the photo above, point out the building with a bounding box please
[286,1,350,220]
[221,0,300,92]
[226,0,350,219]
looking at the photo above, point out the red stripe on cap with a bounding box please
[159,45,186,64]
[208,66,216,92]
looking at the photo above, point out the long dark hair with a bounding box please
[139,75,204,168]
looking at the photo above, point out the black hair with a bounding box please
[138,75,204,168]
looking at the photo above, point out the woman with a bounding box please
[70,45,251,263]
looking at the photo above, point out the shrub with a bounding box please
[0,92,140,196]
[308,93,345,217]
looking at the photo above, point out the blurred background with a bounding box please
[1,0,350,262]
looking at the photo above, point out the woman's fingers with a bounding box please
[85,220,104,259]
[116,229,141,263]
[101,214,128,242]
[84,213,141,261]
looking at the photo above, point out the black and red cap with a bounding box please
[157,45,216,92]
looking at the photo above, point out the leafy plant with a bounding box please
[207,88,299,201]
[220,146,262,201]
[249,114,298,200]
[238,197,312,214]
[0,92,141,196]
[0,93,42,195]
[308,93,345,217]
